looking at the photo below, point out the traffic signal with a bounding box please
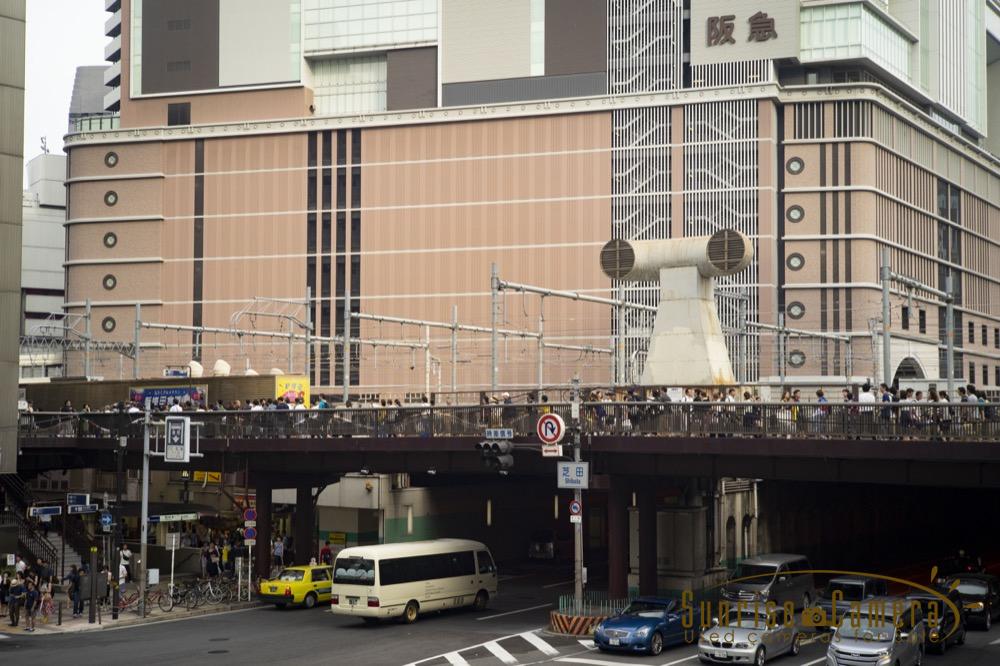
[476,440,514,470]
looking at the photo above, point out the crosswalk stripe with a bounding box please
[443,652,469,666]
[660,656,699,666]
[793,659,826,666]
[484,640,518,665]
[990,637,1000,645]
[520,631,559,656]
[577,639,596,650]
[555,658,646,666]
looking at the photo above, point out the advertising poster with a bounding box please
[274,375,310,405]
[129,385,208,410]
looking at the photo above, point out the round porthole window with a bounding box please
[102,274,117,290]
[787,301,806,320]
[786,157,805,175]
[786,253,805,271]
[788,350,807,368]
[103,232,118,248]
[101,316,117,333]
[104,191,119,206]
[786,205,805,223]
[104,151,119,168]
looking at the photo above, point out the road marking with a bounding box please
[476,603,553,621]
[577,639,596,650]
[990,637,1000,645]
[403,629,546,666]
[542,580,574,589]
[484,640,518,665]
[794,659,827,666]
[556,658,648,666]
[444,652,469,666]
[660,656,699,666]
[520,631,560,656]
[499,574,536,581]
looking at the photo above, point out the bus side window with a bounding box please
[477,551,496,574]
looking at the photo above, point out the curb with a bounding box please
[15,601,265,635]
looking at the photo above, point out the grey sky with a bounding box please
[23,0,107,159]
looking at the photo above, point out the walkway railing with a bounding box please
[16,402,1000,442]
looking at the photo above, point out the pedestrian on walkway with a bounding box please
[23,579,38,632]
[273,536,284,568]
[63,564,83,618]
[119,543,132,582]
[39,576,54,624]
[0,572,9,616]
[8,573,24,627]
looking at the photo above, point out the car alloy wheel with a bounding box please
[790,633,800,655]
[754,647,765,666]
[304,592,317,609]
[649,632,663,656]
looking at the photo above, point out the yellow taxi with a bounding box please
[259,565,332,608]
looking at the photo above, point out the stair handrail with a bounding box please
[0,510,59,569]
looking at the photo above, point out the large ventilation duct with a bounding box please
[600,229,753,386]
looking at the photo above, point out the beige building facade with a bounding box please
[60,0,1000,398]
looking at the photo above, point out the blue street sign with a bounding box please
[244,526,257,540]
[100,512,113,527]
[148,516,160,524]
[66,493,90,506]
[485,428,513,440]
[68,504,99,515]
[28,506,63,518]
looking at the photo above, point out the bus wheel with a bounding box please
[473,591,489,611]
[403,600,419,624]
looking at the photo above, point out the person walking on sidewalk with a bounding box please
[22,579,39,632]
[63,565,83,618]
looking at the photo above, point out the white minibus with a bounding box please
[330,539,498,623]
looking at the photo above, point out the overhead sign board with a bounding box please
[68,504,99,515]
[690,0,800,66]
[67,493,90,506]
[536,413,566,445]
[28,506,62,518]
[557,462,590,490]
[149,512,198,524]
[484,428,513,440]
[164,416,191,463]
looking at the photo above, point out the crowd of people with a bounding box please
[1,555,57,630]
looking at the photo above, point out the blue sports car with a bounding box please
[594,597,696,656]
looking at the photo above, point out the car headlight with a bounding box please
[968,602,985,611]
[635,626,651,638]
[699,634,711,646]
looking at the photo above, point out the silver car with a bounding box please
[699,607,801,665]
[825,598,925,666]
[721,554,816,609]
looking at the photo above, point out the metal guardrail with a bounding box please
[558,591,636,617]
[16,401,1000,442]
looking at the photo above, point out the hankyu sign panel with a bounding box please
[557,462,590,489]
[129,385,208,411]
[164,416,191,463]
[690,0,799,66]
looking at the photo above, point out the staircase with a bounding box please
[45,532,84,575]
[0,474,84,575]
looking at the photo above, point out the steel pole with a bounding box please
[113,437,124,619]
[537,307,544,392]
[84,299,92,378]
[778,313,786,388]
[881,247,892,387]
[424,325,431,399]
[945,273,955,397]
[616,284,626,386]
[738,289,748,383]
[343,300,351,403]
[491,263,499,393]
[133,303,141,379]
[305,286,312,383]
[451,305,458,393]
[571,375,583,607]
[138,408,150,618]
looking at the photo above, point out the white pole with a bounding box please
[451,305,458,393]
[138,407,150,617]
[248,543,253,601]
[424,325,431,399]
[169,542,176,599]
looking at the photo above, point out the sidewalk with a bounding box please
[0,599,263,636]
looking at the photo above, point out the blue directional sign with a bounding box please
[68,504,99,515]
[100,512,113,527]
[66,493,90,506]
[484,428,513,440]
[28,506,63,518]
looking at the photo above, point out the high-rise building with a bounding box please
[63,0,1000,396]
[19,153,67,379]
[68,65,117,133]
[1,0,25,472]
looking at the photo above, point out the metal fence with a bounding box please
[17,401,1000,442]
[558,591,637,617]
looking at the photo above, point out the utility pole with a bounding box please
[616,284,627,386]
[571,375,583,607]
[343,299,351,403]
[112,435,125,619]
[133,303,141,379]
[305,286,312,382]
[777,313,786,388]
[138,407,150,617]
[537,309,544,392]
[491,263,499,393]
[881,247,892,388]
[84,299,92,378]
[424,325,431,399]
[451,305,458,393]
[945,273,955,398]
[738,288,748,383]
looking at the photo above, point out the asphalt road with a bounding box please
[3,570,1000,666]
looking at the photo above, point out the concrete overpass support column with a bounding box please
[638,483,657,596]
[255,476,273,579]
[608,475,629,598]
[295,485,315,565]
